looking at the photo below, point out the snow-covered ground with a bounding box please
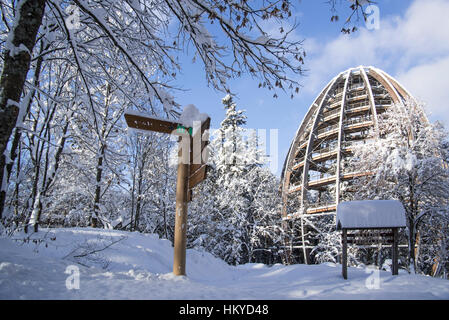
[0,227,448,300]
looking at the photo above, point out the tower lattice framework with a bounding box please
[280,66,426,264]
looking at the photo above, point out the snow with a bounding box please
[6,99,19,108]
[1,227,448,300]
[178,104,209,129]
[4,0,26,57]
[336,200,407,230]
[155,88,176,114]
[7,43,30,57]
[254,35,270,45]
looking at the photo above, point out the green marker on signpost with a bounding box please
[177,124,192,135]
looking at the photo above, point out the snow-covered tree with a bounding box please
[0,0,376,219]
[348,99,449,274]
[188,95,283,265]
[216,94,248,179]
[243,165,284,264]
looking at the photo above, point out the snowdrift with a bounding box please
[0,227,448,299]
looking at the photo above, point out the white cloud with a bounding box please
[302,0,449,125]
[397,56,449,124]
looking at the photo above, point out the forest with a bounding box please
[0,0,448,281]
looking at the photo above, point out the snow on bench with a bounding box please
[336,200,406,230]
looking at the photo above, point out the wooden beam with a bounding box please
[347,232,394,237]
[346,239,394,245]
[190,117,210,173]
[306,205,337,214]
[173,159,189,276]
[190,162,203,175]
[124,113,180,134]
[190,138,208,172]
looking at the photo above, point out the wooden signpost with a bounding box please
[124,112,210,276]
[341,227,399,279]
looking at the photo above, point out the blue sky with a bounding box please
[172,0,449,176]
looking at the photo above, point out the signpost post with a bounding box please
[124,112,210,276]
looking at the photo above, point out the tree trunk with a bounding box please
[162,205,168,239]
[134,195,141,232]
[407,216,418,273]
[6,41,46,185]
[12,139,22,226]
[24,151,41,233]
[92,144,105,228]
[129,161,136,231]
[33,116,72,232]
[0,0,46,219]
[134,161,145,231]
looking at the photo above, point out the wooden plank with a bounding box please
[190,139,209,167]
[124,113,180,134]
[346,237,394,241]
[188,165,208,189]
[288,184,302,193]
[200,117,211,136]
[191,117,210,162]
[341,171,374,180]
[347,232,394,238]
[190,163,202,175]
[347,239,394,245]
[191,117,211,144]
[346,235,394,240]
[306,205,337,214]
[342,229,348,279]
[190,116,211,173]
[345,228,395,245]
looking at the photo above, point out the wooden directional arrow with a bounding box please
[189,165,208,189]
[124,113,180,134]
[188,117,210,201]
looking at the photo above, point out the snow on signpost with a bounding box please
[178,104,209,131]
[336,200,407,279]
